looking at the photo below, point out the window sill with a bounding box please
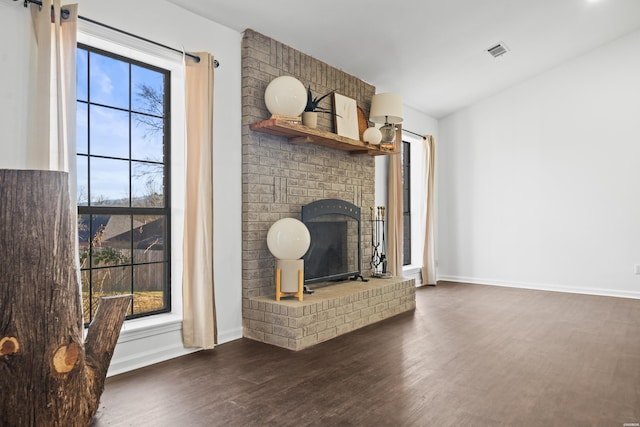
[403,265,422,285]
[403,264,421,274]
[115,313,183,344]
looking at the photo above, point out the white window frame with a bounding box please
[402,133,427,283]
[77,22,186,333]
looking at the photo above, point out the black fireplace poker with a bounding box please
[370,206,389,278]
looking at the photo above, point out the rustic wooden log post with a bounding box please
[0,169,132,427]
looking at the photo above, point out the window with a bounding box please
[402,140,411,266]
[76,43,171,324]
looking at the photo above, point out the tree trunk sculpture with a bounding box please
[0,169,132,426]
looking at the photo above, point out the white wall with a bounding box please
[438,28,640,298]
[0,0,243,374]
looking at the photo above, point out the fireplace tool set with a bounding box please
[370,206,391,278]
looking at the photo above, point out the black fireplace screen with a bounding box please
[302,199,361,285]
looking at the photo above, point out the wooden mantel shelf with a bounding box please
[250,118,398,156]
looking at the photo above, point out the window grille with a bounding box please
[76,44,171,324]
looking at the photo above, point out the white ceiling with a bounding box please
[167,0,640,119]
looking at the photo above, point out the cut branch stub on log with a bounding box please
[84,294,133,404]
[0,336,20,356]
[0,169,131,427]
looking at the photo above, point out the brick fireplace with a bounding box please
[241,29,415,350]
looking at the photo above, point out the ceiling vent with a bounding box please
[487,42,509,58]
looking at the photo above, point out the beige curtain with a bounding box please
[53,2,77,174]
[182,53,217,349]
[387,127,404,277]
[421,135,437,285]
[30,1,77,173]
[30,0,52,170]
[30,1,80,299]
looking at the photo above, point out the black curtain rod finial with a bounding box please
[17,0,42,9]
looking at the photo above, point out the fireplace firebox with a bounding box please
[301,199,365,285]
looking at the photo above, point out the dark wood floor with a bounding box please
[95,282,640,426]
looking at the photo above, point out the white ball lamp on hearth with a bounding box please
[369,92,404,149]
[266,218,311,301]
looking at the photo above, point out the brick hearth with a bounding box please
[244,277,416,350]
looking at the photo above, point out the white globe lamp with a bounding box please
[363,127,382,145]
[266,218,310,260]
[266,218,310,300]
[264,76,307,117]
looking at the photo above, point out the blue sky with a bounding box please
[76,48,166,206]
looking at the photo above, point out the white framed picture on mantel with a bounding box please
[333,93,359,140]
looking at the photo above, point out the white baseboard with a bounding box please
[217,327,243,345]
[437,275,640,300]
[108,319,193,377]
[107,320,243,377]
[108,341,197,377]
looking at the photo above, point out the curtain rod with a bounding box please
[403,128,427,139]
[14,0,220,68]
